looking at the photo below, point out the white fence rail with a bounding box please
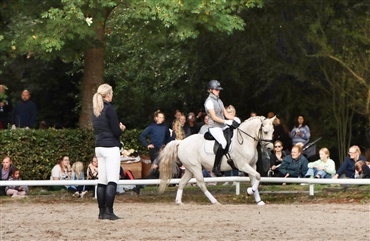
[1,177,369,196]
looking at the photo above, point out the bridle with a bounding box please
[235,119,273,147]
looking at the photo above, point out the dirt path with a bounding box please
[1,202,369,241]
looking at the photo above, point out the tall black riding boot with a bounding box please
[97,184,107,219]
[212,147,224,177]
[103,182,121,220]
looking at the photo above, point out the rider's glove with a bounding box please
[233,117,241,124]
[224,120,233,126]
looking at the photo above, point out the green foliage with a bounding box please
[0,128,146,180]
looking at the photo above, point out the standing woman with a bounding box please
[290,115,310,146]
[92,84,126,220]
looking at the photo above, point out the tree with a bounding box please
[0,0,263,129]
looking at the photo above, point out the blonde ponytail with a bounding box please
[93,84,112,117]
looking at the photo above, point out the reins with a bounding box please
[236,119,273,146]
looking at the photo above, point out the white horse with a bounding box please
[159,116,276,205]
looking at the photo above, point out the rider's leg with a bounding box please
[209,127,227,177]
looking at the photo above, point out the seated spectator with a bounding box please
[304,148,336,178]
[198,115,210,135]
[49,155,72,191]
[184,112,201,137]
[268,141,288,177]
[278,144,309,180]
[0,156,16,196]
[5,168,28,197]
[86,156,98,196]
[68,161,88,198]
[354,161,370,179]
[333,145,367,179]
[289,115,310,146]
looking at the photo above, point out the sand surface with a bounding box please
[1,201,369,241]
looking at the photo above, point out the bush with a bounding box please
[0,128,146,180]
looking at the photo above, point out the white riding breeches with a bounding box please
[95,146,121,185]
[209,127,227,149]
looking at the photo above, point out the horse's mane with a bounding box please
[244,116,266,122]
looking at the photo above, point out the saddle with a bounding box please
[203,128,234,154]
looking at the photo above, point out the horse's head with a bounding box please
[259,116,276,151]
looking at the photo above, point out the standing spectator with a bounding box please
[92,83,126,220]
[289,115,310,146]
[278,144,309,179]
[0,85,13,129]
[184,112,201,137]
[333,145,367,179]
[0,156,16,196]
[11,89,37,129]
[140,110,174,163]
[172,117,186,140]
[268,112,292,151]
[5,168,28,197]
[304,148,336,178]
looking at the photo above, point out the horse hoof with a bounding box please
[176,201,184,205]
[257,201,265,206]
[247,188,253,195]
[213,201,222,205]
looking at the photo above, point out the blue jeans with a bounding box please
[305,167,332,178]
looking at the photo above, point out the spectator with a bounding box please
[5,168,28,198]
[92,83,126,220]
[198,115,210,135]
[304,148,336,178]
[268,112,292,151]
[268,140,288,177]
[354,161,370,179]
[184,112,201,137]
[278,145,309,181]
[333,145,367,179]
[289,115,310,146]
[0,156,16,196]
[68,161,88,198]
[86,156,99,196]
[250,111,257,117]
[0,85,12,129]
[11,89,37,129]
[172,117,186,140]
[204,80,240,176]
[49,155,72,191]
[140,110,174,163]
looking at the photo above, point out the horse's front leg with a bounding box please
[239,163,265,206]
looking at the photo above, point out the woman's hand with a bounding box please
[119,122,126,131]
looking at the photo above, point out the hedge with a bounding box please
[0,128,147,180]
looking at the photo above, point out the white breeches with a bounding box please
[209,127,227,149]
[95,147,120,185]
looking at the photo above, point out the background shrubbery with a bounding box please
[0,129,146,180]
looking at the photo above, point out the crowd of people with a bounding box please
[0,81,369,221]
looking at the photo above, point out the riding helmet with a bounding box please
[207,80,223,90]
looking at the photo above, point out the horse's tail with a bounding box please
[159,140,181,193]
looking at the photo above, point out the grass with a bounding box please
[1,183,369,205]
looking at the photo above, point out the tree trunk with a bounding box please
[79,26,106,129]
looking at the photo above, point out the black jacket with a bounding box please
[92,101,123,148]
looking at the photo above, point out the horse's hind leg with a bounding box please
[192,167,220,205]
[175,170,193,205]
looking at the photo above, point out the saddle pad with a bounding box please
[203,139,233,155]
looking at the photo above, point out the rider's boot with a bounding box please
[212,147,224,177]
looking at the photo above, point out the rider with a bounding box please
[204,80,240,176]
